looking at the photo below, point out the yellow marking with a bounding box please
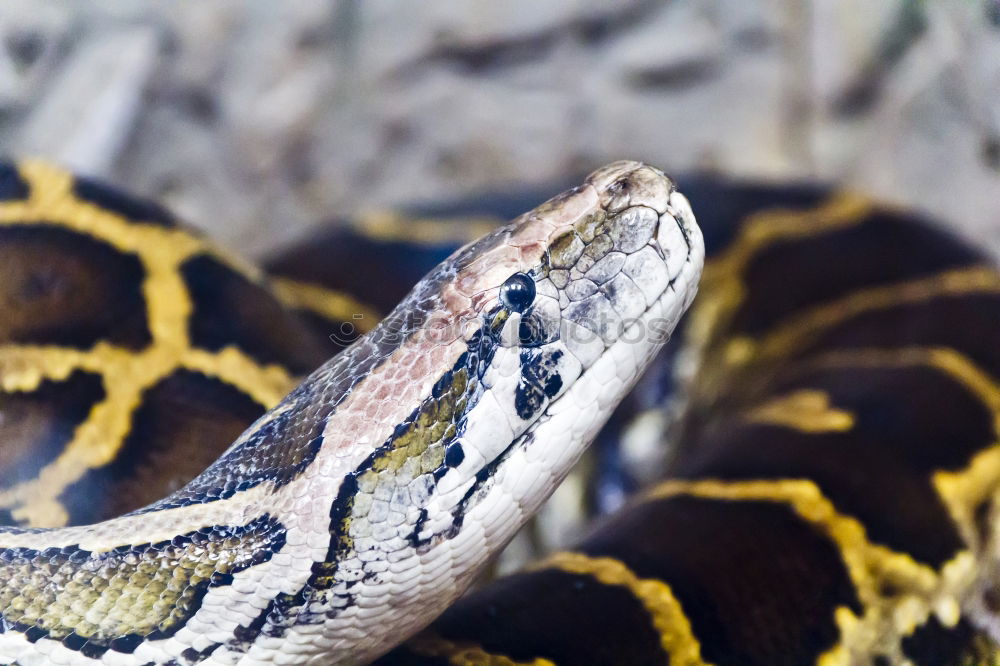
[647,479,975,666]
[0,344,290,407]
[354,210,501,246]
[935,446,1000,551]
[789,346,1000,663]
[0,342,293,526]
[681,346,1000,663]
[793,346,1000,552]
[0,161,298,526]
[658,186,1000,660]
[538,551,710,666]
[800,346,1000,432]
[688,192,873,349]
[407,635,555,666]
[743,389,855,433]
[182,347,292,406]
[645,477,976,666]
[270,276,381,333]
[968,639,1000,666]
[816,552,977,665]
[729,266,1000,367]
[645,479,941,609]
[681,193,873,404]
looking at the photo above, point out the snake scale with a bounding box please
[1,158,1000,665]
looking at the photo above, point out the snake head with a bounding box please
[421,161,704,484]
[314,161,704,660]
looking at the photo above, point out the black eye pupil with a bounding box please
[519,319,536,345]
[500,273,536,313]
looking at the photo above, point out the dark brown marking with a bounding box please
[729,211,981,339]
[0,371,105,505]
[900,616,979,665]
[371,649,451,665]
[264,228,459,317]
[135,381,326,512]
[578,497,858,665]
[678,176,833,261]
[385,569,668,665]
[181,254,332,374]
[58,370,266,524]
[0,162,30,201]
[678,365,993,567]
[0,225,151,350]
[780,294,1000,382]
[72,175,177,228]
[982,587,1000,614]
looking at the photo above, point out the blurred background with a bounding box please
[1,0,998,257]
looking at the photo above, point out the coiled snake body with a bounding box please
[2,158,1000,664]
[0,162,702,664]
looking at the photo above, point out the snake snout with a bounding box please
[592,162,696,277]
[656,189,697,279]
[595,162,673,215]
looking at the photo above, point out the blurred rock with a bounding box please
[0,0,997,257]
[13,26,157,175]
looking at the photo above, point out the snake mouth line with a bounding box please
[429,268,703,594]
[397,187,704,564]
[464,205,704,503]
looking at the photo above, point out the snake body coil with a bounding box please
[0,162,703,664]
[5,157,999,664]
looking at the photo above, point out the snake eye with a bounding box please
[500,273,536,313]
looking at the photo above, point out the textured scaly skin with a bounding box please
[0,161,703,665]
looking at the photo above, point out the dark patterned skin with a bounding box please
[2,159,997,663]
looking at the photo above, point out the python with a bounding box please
[0,160,702,664]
